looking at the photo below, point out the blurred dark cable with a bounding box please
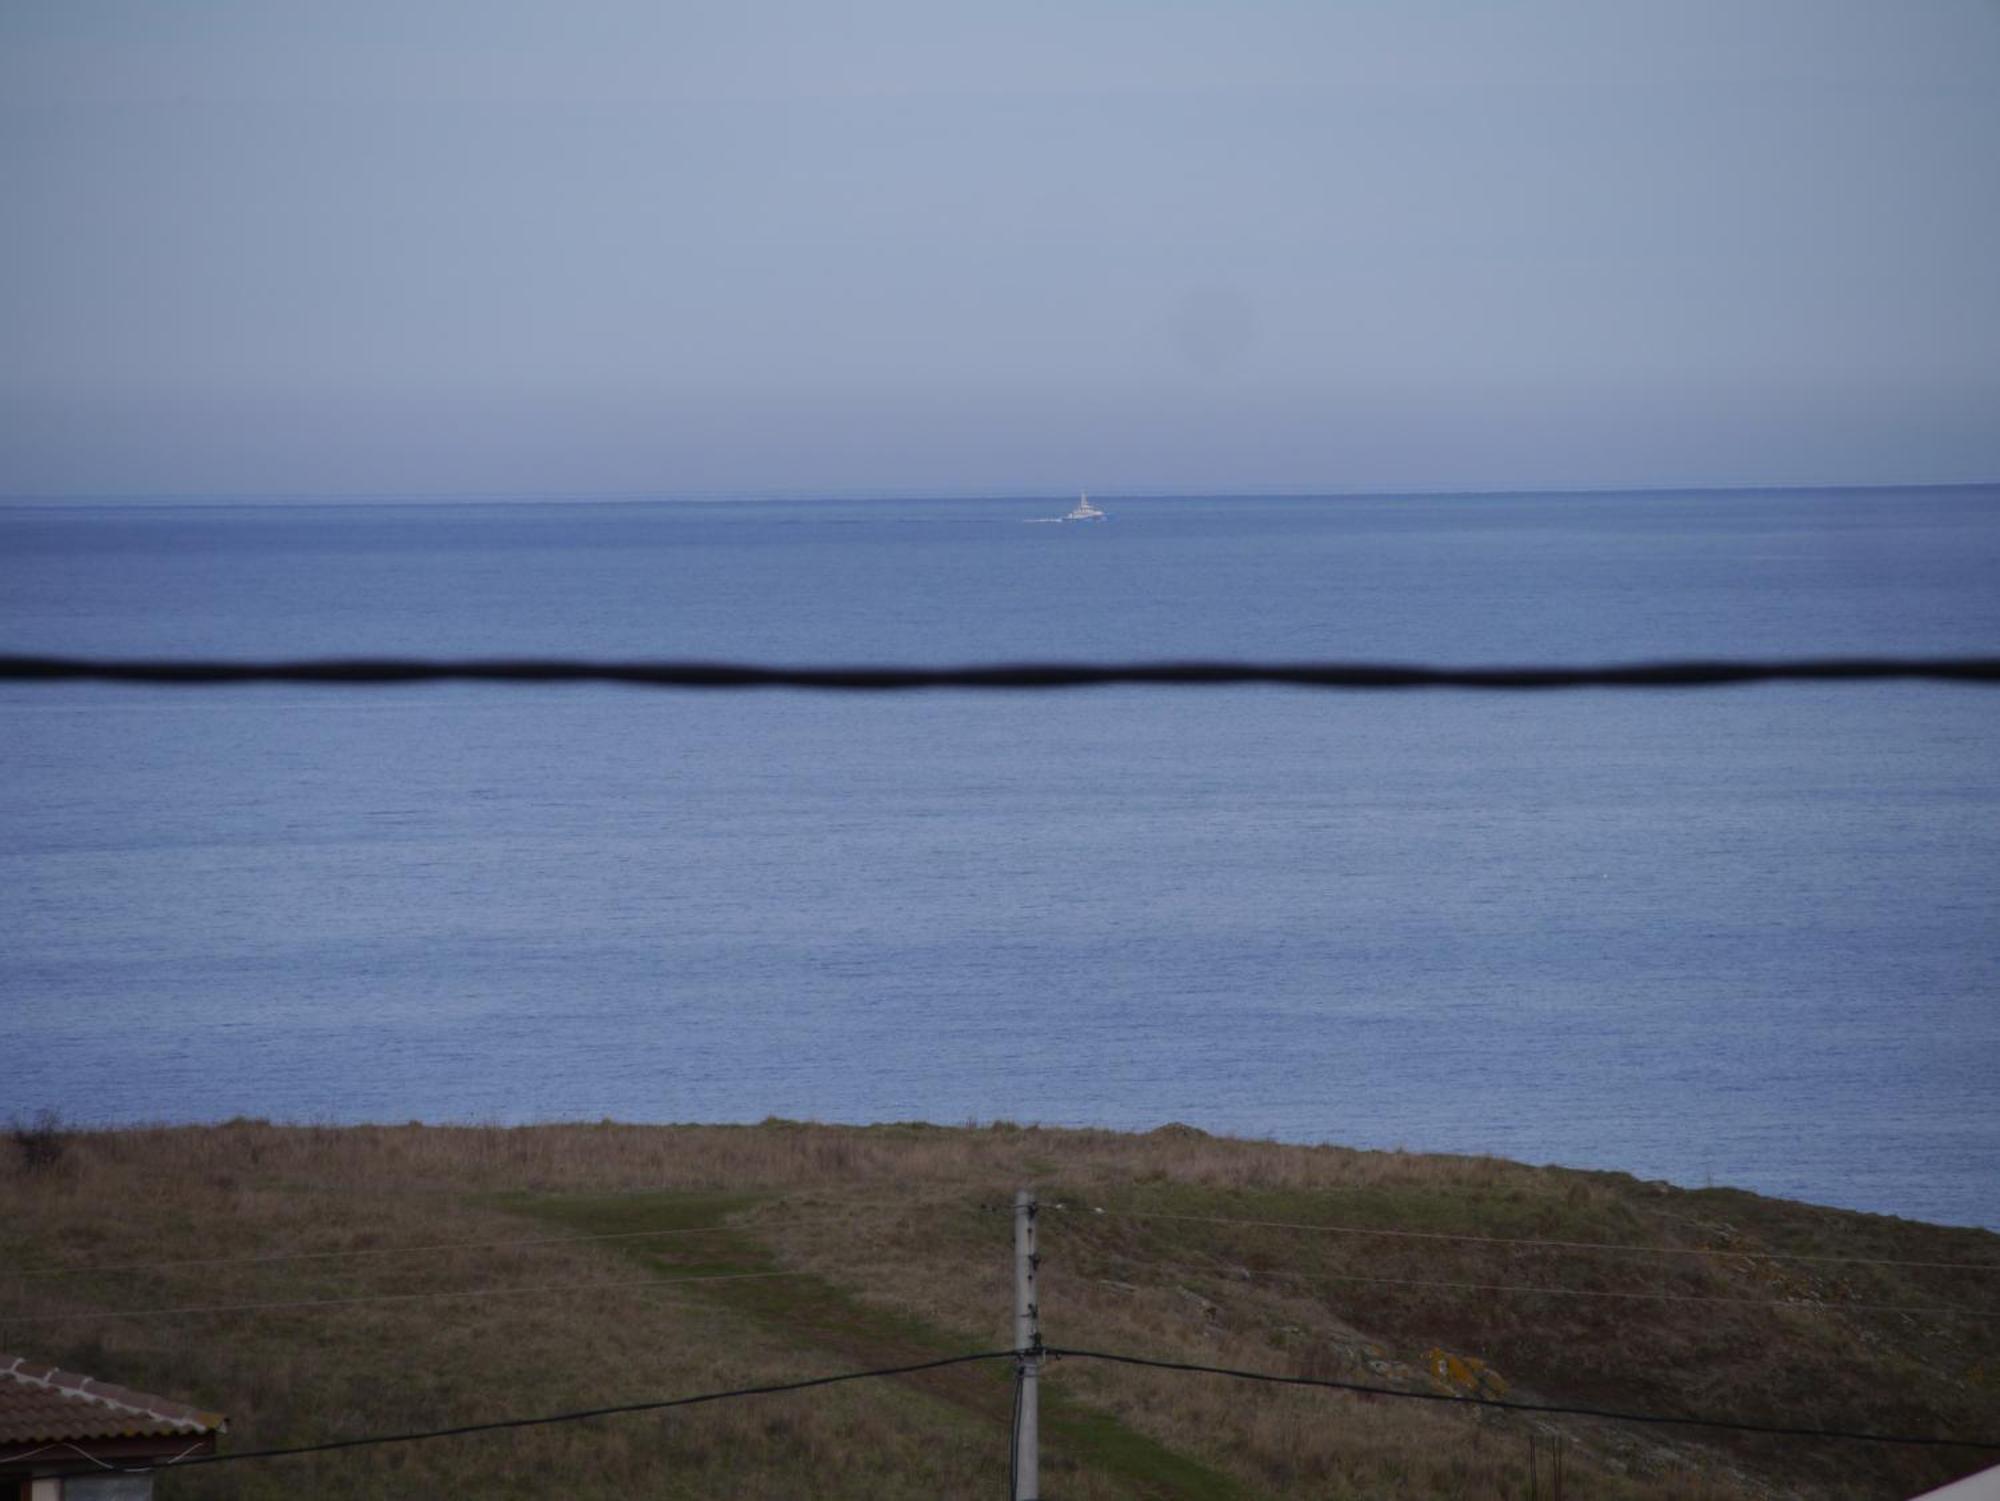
[12,1350,1016,1477]
[3,654,1998,690]
[1046,1347,2000,1450]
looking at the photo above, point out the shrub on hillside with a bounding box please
[12,1108,69,1173]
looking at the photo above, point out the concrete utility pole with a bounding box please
[1013,1188,1041,1501]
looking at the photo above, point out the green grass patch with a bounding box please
[501,1188,1248,1499]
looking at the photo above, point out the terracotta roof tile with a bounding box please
[0,1354,226,1444]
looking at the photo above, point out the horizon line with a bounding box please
[3,478,1996,508]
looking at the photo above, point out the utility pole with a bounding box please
[1013,1188,1041,1501]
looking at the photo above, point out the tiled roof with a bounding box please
[0,1354,226,1444]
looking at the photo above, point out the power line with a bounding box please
[16,1341,1996,1486]
[9,1223,768,1279]
[11,1350,1017,1479]
[1060,1206,2000,1272]
[4,654,1999,691]
[1044,1346,2000,1452]
[0,1270,807,1326]
[1042,1260,1997,1319]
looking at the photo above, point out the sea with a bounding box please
[3,488,1997,1229]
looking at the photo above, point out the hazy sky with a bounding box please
[3,1,1997,497]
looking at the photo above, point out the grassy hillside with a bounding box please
[2,1120,1995,1499]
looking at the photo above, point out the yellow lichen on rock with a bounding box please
[1424,1348,1510,1399]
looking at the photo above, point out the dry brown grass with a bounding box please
[2,1120,1994,1499]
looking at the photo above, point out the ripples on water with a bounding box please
[3,489,1996,1226]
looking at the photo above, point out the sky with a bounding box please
[2,0,1997,498]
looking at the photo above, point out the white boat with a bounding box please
[1064,492,1106,521]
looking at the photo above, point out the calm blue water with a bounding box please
[4,490,1997,1227]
